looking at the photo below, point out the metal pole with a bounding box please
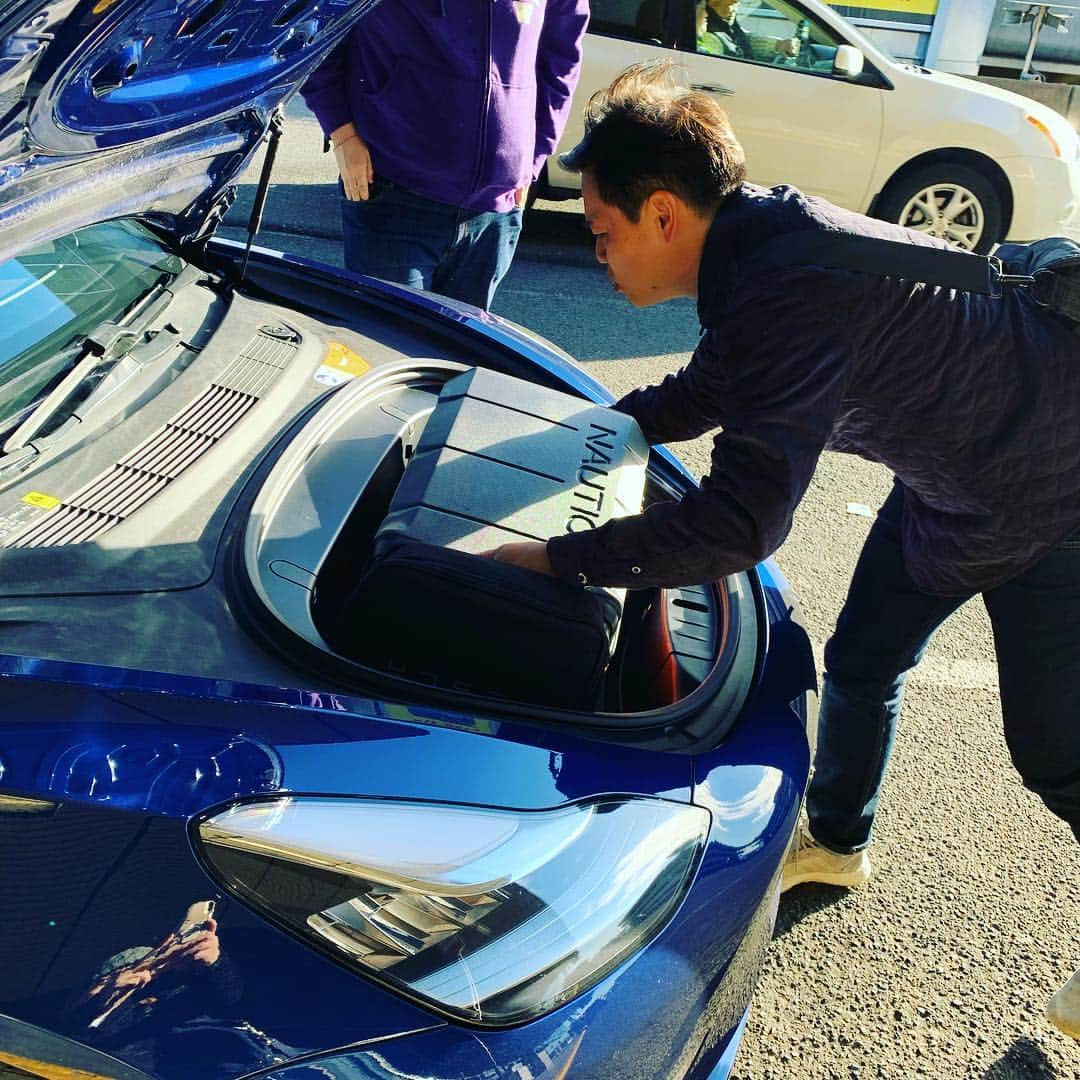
[1020,3,1048,78]
[239,108,286,285]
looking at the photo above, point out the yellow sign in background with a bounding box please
[830,1,938,15]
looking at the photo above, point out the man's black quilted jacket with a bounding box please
[547,184,1080,596]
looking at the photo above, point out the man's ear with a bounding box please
[647,190,681,241]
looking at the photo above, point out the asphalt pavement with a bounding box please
[223,101,1080,1079]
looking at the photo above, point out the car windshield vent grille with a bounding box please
[4,327,300,548]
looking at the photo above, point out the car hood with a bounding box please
[914,64,1080,153]
[0,0,376,263]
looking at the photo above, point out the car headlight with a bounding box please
[196,794,709,1026]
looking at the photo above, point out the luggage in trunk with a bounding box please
[331,367,649,707]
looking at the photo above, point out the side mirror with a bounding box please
[833,44,865,79]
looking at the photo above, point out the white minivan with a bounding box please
[541,0,1080,252]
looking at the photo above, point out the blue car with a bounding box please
[0,2,814,1077]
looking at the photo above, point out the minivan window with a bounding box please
[591,0,668,43]
[696,0,844,72]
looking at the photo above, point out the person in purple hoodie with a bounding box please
[301,0,589,310]
[488,63,1080,1040]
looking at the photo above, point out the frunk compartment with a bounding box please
[326,368,649,708]
[618,585,722,709]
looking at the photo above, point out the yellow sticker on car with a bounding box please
[22,492,60,510]
[316,342,371,387]
[0,1049,116,1079]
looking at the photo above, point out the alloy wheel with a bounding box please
[897,182,985,251]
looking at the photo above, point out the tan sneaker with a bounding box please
[780,826,873,893]
[1047,967,1080,1039]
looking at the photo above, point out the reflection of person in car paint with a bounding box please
[700,0,799,60]
[67,900,263,1076]
[75,904,314,1077]
[80,902,229,1034]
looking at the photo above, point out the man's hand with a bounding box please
[332,124,374,201]
[484,541,555,577]
[146,918,222,972]
[514,185,530,209]
[774,36,799,58]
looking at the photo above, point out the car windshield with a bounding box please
[0,220,182,435]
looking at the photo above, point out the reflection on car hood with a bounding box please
[0,0,378,262]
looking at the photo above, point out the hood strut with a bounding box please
[238,108,286,285]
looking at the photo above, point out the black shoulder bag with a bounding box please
[743,232,1080,333]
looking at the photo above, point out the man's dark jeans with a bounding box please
[340,178,522,311]
[808,482,1080,851]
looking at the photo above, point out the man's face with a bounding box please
[583,170,671,308]
[709,0,739,21]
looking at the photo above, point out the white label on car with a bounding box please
[0,495,57,543]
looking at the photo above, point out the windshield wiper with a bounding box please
[1,263,206,467]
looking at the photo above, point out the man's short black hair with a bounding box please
[560,62,747,222]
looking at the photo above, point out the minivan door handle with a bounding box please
[692,83,734,96]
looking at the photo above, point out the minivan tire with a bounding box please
[875,163,1003,254]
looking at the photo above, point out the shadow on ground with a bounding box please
[225,183,595,254]
[226,182,340,239]
[522,204,594,262]
[773,885,851,940]
[982,1037,1060,1078]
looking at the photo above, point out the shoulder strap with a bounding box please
[742,230,998,295]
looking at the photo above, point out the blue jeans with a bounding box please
[339,178,522,311]
[807,481,1080,851]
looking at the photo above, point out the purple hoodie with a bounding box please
[301,0,589,213]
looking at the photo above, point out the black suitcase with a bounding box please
[331,368,648,708]
[335,536,622,707]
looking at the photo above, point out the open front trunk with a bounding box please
[0,222,765,752]
[238,357,761,735]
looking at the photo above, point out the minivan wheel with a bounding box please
[875,164,1003,253]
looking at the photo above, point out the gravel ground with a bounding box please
[733,454,1080,1080]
